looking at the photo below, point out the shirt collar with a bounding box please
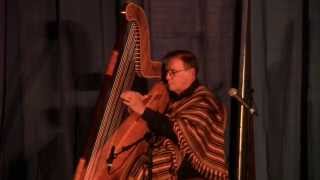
[169,79,200,101]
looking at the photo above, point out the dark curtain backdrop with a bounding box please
[0,0,117,179]
[0,0,319,180]
[252,0,320,179]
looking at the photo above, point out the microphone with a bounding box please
[228,88,257,115]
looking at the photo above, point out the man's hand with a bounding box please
[120,91,148,115]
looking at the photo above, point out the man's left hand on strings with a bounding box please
[121,91,147,115]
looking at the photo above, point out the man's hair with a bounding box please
[162,50,199,74]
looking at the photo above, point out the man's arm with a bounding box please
[120,91,178,143]
[142,108,178,143]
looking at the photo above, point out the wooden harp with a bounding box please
[74,2,169,180]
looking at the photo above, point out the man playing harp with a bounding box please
[121,50,229,179]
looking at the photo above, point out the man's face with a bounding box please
[166,58,196,94]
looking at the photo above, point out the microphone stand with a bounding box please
[235,0,256,178]
[147,136,154,180]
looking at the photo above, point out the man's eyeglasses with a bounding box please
[166,69,189,77]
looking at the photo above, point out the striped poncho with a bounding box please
[168,85,228,179]
[129,85,228,179]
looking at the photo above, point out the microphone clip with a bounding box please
[228,88,258,116]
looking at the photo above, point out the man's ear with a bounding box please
[190,68,196,77]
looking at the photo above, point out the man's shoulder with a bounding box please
[193,85,222,107]
[194,85,214,97]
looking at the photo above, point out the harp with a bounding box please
[74,3,169,179]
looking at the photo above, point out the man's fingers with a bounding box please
[142,94,151,100]
[122,100,130,106]
[121,91,132,101]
